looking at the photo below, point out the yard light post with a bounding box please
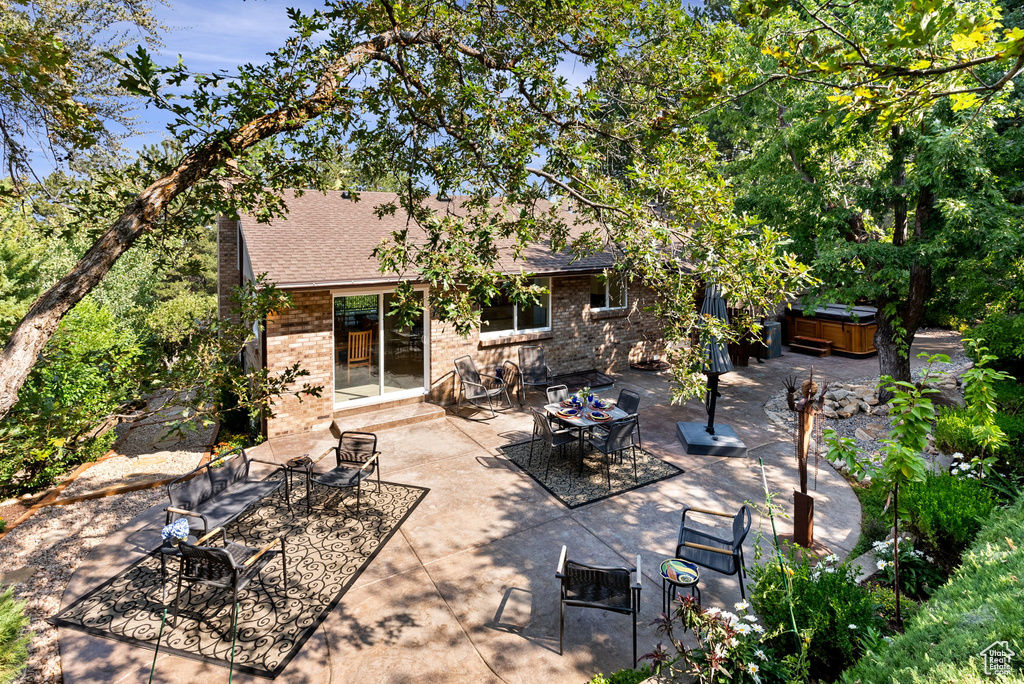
[676,285,747,457]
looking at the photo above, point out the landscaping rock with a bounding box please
[931,384,965,410]
[855,428,873,442]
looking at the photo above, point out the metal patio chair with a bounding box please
[674,504,752,599]
[517,346,554,403]
[309,431,381,515]
[595,388,643,450]
[556,545,642,666]
[454,355,512,418]
[527,408,575,479]
[588,416,639,486]
[171,527,286,680]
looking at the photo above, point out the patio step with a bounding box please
[331,401,446,435]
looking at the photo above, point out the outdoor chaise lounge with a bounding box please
[556,545,642,666]
[164,448,289,537]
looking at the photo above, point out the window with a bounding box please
[590,274,627,310]
[480,278,551,335]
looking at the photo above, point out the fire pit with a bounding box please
[630,358,670,372]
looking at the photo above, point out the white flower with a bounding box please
[824,566,837,573]
[849,624,858,629]
[721,611,739,624]
[735,623,753,635]
[706,606,722,616]
[744,614,758,622]
[746,663,760,674]
[876,559,889,570]
[952,452,964,460]
[752,624,765,634]
[755,649,767,661]
[825,553,838,563]
[728,637,739,648]
[735,600,750,612]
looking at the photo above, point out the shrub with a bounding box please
[850,480,891,558]
[993,379,1024,416]
[935,408,1024,477]
[751,550,880,680]
[902,473,997,572]
[841,496,1024,683]
[966,313,1024,371]
[587,666,652,684]
[870,537,944,599]
[0,587,30,684]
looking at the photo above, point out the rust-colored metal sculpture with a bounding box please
[783,370,828,547]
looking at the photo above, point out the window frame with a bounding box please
[479,277,553,338]
[589,274,628,311]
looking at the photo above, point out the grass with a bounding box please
[0,587,30,684]
[841,495,1024,683]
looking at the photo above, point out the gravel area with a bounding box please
[763,329,970,473]
[0,394,214,684]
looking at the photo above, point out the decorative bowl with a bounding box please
[589,399,611,410]
[587,410,613,422]
[557,407,580,418]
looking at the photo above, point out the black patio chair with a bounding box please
[674,504,752,599]
[527,408,575,479]
[171,527,286,680]
[587,416,638,487]
[454,355,512,418]
[594,388,643,449]
[517,346,554,402]
[309,431,381,515]
[546,384,570,404]
[556,545,642,666]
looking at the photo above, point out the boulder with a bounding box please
[855,428,874,441]
[823,406,838,419]
[931,384,965,410]
[838,406,859,418]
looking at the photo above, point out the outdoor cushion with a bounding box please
[208,452,250,496]
[313,466,368,489]
[660,558,699,585]
[169,472,213,512]
[194,479,283,526]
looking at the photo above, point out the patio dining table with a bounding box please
[543,399,630,475]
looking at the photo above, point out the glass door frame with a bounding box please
[331,284,430,409]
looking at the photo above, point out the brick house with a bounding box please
[217,190,666,438]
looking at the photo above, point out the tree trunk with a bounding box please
[0,27,483,419]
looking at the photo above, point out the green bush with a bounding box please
[841,496,1024,683]
[588,666,652,684]
[751,550,880,680]
[993,379,1024,416]
[903,473,997,572]
[850,480,891,558]
[967,313,1024,371]
[0,587,30,684]
[934,408,1024,477]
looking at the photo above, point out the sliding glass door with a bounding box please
[334,290,426,406]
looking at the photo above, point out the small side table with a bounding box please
[284,455,314,512]
[660,558,701,614]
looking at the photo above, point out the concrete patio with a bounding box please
[56,332,958,683]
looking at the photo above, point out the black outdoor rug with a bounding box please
[49,477,428,679]
[498,439,683,508]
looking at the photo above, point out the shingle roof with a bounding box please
[237,190,616,289]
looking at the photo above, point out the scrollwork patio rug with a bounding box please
[49,477,428,679]
[498,439,682,508]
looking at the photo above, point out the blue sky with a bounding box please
[126,0,595,152]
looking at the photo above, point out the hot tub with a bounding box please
[784,304,878,358]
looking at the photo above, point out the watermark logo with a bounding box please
[981,641,1015,676]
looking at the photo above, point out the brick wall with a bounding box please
[216,216,241,324]
[264,290,335,438]
[427,275,664,404]
[261,276,666,436]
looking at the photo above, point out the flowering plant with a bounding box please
[646,596,805,684]
[871,537,941,598]
[161,517,190,543]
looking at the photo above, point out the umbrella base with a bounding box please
[676,421,747,457]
